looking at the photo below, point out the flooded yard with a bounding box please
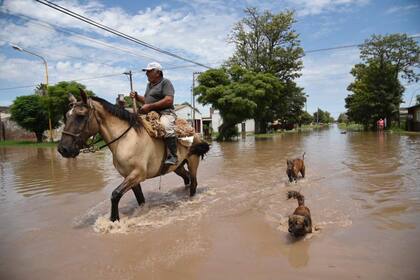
[1,125,419,279]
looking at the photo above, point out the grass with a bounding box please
[338,122,365,131]
[0,140,58,147]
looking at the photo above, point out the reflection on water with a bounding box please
[344,131,420,230]
[0,147,118,198]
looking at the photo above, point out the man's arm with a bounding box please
[140,96,173,114]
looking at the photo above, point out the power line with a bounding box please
[0,85,38,91]
[305,34,420,54]
[34,0,212,69]
[0,11,166,63]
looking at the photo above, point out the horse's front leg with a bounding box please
[110,171,145,221]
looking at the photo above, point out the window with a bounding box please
[416,111,420,121]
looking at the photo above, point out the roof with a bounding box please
[404,104,420,110]
[174,103,201,114]
[0,106,10,113]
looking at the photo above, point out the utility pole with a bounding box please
[192,72,202,131]
[123,70,137,113]
[316,107,319,124]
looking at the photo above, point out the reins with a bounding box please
[82,125,132,153]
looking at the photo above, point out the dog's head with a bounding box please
[288,214,311,237]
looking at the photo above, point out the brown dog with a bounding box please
[286,152,305,183]
[287,191,312,237]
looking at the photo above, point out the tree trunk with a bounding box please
[217,123,237,141]
[35,131,43,143]
[255,119,268,134]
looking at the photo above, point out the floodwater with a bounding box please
[1,125,419,280]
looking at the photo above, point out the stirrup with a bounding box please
[164,156,178,165]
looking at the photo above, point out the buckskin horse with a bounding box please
[58,89,210,222]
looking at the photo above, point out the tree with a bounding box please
[225,8,305,133]
[345,33,418,129]
[360,34,419,83]
[276,81,306,128]
[299,111,313,125]
[227,8,303,81]
[337,113,348,123]
[195,67,258,140]
[416,94,420,105]
[313,108,334,124]
[10,95,50,142]
[345,61,404,129]
[47,81,95,122]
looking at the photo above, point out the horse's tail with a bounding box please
[189,141,210,159]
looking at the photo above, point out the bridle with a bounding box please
[62,99,132,153]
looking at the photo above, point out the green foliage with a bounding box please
[10,95,50,142]
[360,33,420,83]
[299,111,313,125]
[338,122,364,131]
[227,8,303,81]
[345,62,404,129]
[195,7,305,139]
[337,113,348,123]
[345,33,419,130]
[313,108,334,124]
[195,67,257,140]
[47,81,95,121]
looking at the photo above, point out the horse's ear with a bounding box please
[68,93,77,105]
[79,88,88,104]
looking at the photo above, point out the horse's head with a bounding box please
[57,89,100,158]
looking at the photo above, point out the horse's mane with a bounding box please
[91,96,140,127]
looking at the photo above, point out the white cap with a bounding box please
[142,62,163,71]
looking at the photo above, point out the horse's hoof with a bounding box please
[110,216,119,222]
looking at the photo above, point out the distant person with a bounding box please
[377,118,384,131]
[130,62,178,165]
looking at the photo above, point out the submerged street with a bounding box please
[1,125,419,279]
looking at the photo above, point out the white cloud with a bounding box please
[290,0,370,16]
[385,4,419,15]
[297,48,361,116]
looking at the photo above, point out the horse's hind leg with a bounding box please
[132,183,145,205]
[187,155,199,196]
[174,161,191,188]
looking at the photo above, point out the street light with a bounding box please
[12,44,52,142]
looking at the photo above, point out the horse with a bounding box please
[57,89,210,222]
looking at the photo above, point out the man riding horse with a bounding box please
[130,62,178,165]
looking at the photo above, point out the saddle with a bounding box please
[138,111,196,145]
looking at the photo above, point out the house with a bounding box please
[0,106,38,141]
[210,109,255,134]
[174,103,203,134]
[406,104,420,131]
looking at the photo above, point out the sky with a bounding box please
[0,0,419,118]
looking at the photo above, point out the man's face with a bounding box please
[146,69,161,82]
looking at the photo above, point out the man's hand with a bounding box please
[130,91,138,100]
[139,103,152,114]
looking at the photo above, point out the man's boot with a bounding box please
[164,137,178,165]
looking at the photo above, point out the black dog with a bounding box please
[287,191,312,237]
[286,153,305,183]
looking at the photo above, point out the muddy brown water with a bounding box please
[1,125,419,280]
